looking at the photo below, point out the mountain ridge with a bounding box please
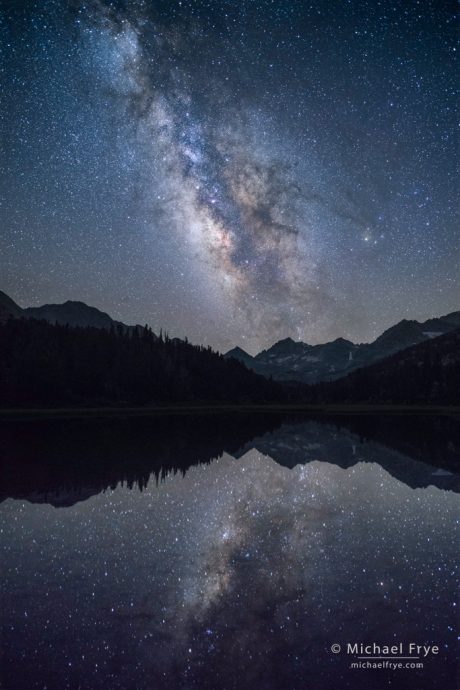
[1,289,458,387]
[308,327,460,405]
[225,311,460,383]
[0,290,144,333]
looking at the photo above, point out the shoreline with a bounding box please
[0,404,458,420]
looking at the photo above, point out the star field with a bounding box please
[1,439,458,689]
[1,0,458,352]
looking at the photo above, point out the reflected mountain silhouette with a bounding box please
[1,412,458,506]
[235,415,460,492]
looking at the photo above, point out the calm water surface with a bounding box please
[1,414,459,690]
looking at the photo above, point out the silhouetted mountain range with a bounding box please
[0,290,143,333]
[0,289,459,406]
[3,290,459,386]
[307,328,460,405]
[225,312,460,383]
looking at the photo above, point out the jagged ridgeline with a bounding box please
[307,328,460,405]
[1,289,459,406]
[225,312,460,384]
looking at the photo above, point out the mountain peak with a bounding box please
[228,346,251,356]
[23,300,117,329]
[224,346,254,363]
[0,290,23,321]
[331,337,354,346]
[264,337,308,354]
[63,300,92,306]
[0,289,154,336]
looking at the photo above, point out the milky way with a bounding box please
[1,1,458,352]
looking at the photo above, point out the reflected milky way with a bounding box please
[1,417,458,690]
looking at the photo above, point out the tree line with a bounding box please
[0,318,282,406]
[305,328,460,405]
[0,317,458,407]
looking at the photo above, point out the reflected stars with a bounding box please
[0,416,459,688]
[3,435,459,688]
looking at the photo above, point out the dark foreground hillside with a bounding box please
[308,328,460,405]
[0,318,281,406]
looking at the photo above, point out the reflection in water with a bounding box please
[0,414,459,689]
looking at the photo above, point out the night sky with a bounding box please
[1,0,458,353]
